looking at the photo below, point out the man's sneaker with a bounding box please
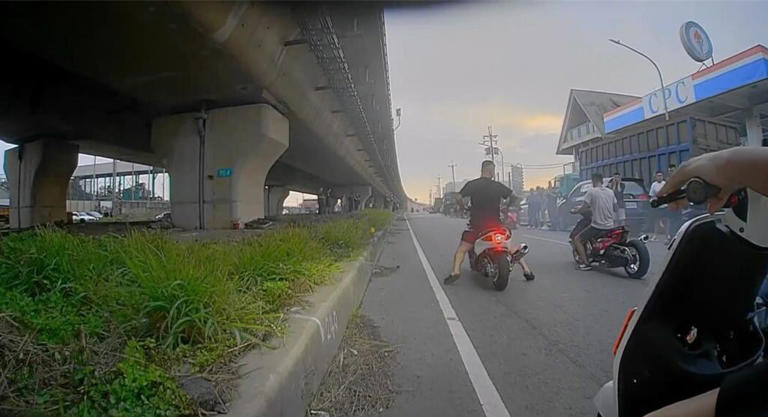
[577,263,592,271]
[443,273,461,285]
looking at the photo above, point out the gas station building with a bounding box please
[558,45,768,188]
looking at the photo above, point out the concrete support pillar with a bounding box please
[332,186,372,212]
[266,186,290,217]
[152,104,288,229]
[363,194,374,209]
[745,107,764,147]
[3,140,79,228]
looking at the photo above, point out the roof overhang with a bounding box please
[604,45,768,136]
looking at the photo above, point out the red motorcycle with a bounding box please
[569,203,650,279]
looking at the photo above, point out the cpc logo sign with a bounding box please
[642,76,696,117]
[680,21,713,63]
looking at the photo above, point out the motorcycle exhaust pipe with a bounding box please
[638,234,650,243]
[510,243,529,263]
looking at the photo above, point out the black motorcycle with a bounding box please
[569,203,650,279]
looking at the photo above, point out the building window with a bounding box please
[678,121,689,143]
[624,161,630,177]
[669,152,679,168]
[667,125,678,146]
[648,129,657,151]
[639,132,648,152]
[631,135,639,154]
[657,127,667,149]
[640,158,649,186]
[623,137,630,155]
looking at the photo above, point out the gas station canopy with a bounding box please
[604,45,768,143]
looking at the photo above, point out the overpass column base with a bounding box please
[3,140,79,229]
[266,186,290,217]
[153,104,289,229]
[332,186,372,212]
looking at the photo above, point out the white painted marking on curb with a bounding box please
[292,314,325,342]
[522,234,570,247]
[405,218,511,417]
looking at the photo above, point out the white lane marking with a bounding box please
[521,234,570,247]
[405,218,511,417]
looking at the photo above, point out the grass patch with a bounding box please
[0,210,392,415]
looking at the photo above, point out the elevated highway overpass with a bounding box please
[0,2,403,228]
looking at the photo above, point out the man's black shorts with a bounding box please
[576,225,610,242]
[461,229,480,244]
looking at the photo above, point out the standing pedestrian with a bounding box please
[546,186,559,230]
[648,171,666,240]
[527,188,537,228]
[537,187,546,228]
[610,172,626,227]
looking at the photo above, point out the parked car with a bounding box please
[555,177,650,233]
[155,211,172,222]
[74,212,99,223]
[85,211,103,219]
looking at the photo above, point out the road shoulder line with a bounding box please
[405,217,511,417]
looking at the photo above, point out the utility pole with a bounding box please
[437,176,442,198]
[92,155,97,203]
[481,125,500,181]
[448,161,457,193]
[111,159,117,215]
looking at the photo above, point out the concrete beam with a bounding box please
[152,104,288,229]
[4,140,79,228]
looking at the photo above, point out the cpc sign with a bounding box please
[642,76,696,117]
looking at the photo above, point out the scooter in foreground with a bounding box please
[594,178,768,417]
[468,226,531,291]
[569,204,651,279]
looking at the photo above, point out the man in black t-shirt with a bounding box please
[444,160,532,284]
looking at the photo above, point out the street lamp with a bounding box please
[609,39,669,120]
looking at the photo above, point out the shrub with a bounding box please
[0,211,393,414]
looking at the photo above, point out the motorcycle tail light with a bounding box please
[494,234,503,243]
[637,194,650,201]
[613,307,637,356]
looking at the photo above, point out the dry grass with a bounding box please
[309,312,397,417]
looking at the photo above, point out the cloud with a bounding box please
[429,102,562,136]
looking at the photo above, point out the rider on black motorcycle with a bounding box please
[573,172,618,271]
[444,160,534,284]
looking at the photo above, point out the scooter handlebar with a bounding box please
[650,177,722,208]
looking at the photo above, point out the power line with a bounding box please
[521,163,568,167]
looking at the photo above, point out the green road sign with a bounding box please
[216,168,232,178]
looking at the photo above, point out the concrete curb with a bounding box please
[227,229,388,417]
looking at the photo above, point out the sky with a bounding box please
[384,1,768,203]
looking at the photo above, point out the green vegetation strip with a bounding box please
[0,210,392,416]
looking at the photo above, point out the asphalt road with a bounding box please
[361,213,670,417]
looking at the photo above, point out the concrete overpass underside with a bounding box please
[0,2,403,229]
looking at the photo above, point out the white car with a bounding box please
[74,212,98,223]
[85,211,104,219]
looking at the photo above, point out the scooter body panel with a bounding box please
[595,191,768,416]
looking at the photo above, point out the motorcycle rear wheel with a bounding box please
[492,253,510,291]
[624,240,650,279]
